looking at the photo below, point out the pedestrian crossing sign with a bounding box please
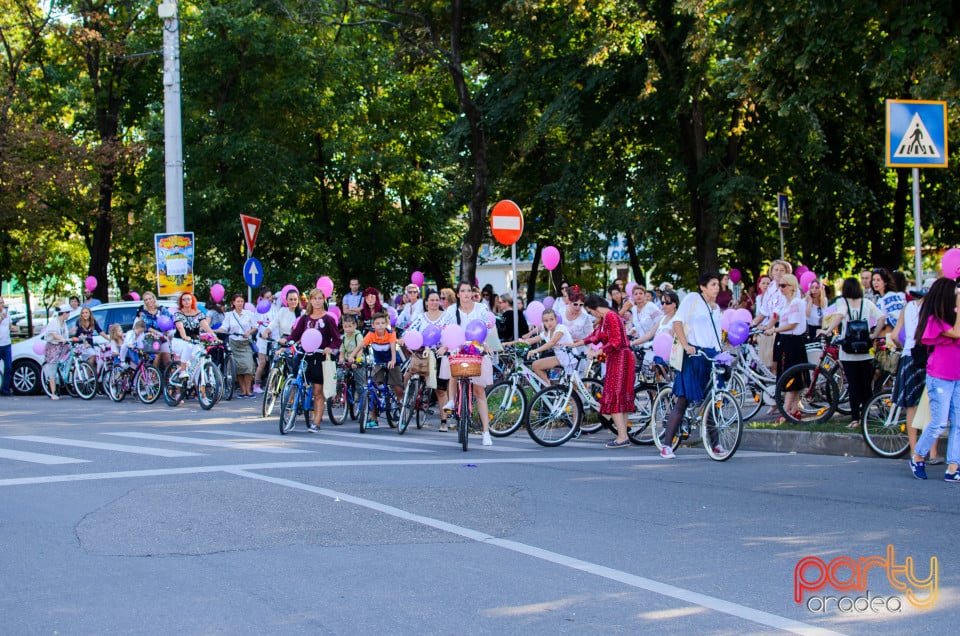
[886,100,948,168]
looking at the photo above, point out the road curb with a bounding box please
[739,429,872,457]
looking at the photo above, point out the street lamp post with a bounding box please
[159,0,184,234]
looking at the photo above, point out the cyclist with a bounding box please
[659,271,725,458]
[359,287,383,333]
[438,280,496,446]
[764,273,807,422]
[403,290,449,430]
[42,304,72,400]
[520,308,573,384]
[71,306,107,367]
[219,293,258,398]
[396,284,424,330]
[137,291,173,368]
[361,312,404,424]
[338,314,365,406]
[273,287,303,345]
[170,292,216,379]
[289,288,342,432]
[252,286,274,394]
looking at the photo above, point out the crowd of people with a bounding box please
[27,262,960,481]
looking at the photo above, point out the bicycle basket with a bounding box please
[449,354,483,378]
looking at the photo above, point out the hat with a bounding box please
[658,282,674,292]
[58,304,72,314]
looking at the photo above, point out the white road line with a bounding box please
[318,429,528,452]
[103,432,312,454]
[0,448,89,465]
[227,468,845,636]
[6,435,204,458]
[198,430,432,454]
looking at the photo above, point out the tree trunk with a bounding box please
[526,244,542,304]
[625,233,644,284]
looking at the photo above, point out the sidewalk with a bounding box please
[738,428,945,458]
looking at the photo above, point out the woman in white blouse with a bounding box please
[219,293,259,398]
[764,274,807,421]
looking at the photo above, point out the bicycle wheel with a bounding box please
[162,364,186,407]
[385,389,401,428]
[484,380,527,437]
[829,363,850,415]
[701,389,743,461]
[261,367,283,418]
[278,382,299,434]
[415,384,428,429]
[627,384,657,445]
[650,386,681,451]
[525,385,581,447]
[196,360,222,410]
[578,378,608,434]
[349,377,361,420]
[72,361,97,400]
[105,367,128,403]
[40,366,57,398]
[861,392,909,458]
[775,363,838,424]
[458,380,470,451]
[398,377,419,434]
[328,380,349,426]
[221,354,236,401]
[302,390,314,430]
[135,366,162,404]
[739,378,765,422]
[358,390,369,433]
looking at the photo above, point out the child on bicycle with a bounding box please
[120,320,146,368]
[520,308,573,384]
[338,314,365,397]
[361,312,404,404]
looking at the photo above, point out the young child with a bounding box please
[521,308,574,383]
[338,314,365,396]
[120,319,146,368]
[361,312,404,407]
[107,324,125,368]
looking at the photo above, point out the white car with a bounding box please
[9,300,177,395]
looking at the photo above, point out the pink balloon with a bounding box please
[720,309,734,331]
[652,332,673,361]
[411,271,425,287]
[301,328,323,353]
[941,248,960,278]
[542,246,560,271]
[316,276,334,298]
[525,300,545,327]
[280,284,298,301]
[733,308,752,325]
[85,276,97,292]
[32,339,46,356]
[404,330,424,351]
[326,306,341,323]
[795,265,809,278]
[729,268,742,284]
[624,282,637,296]
[244,302,255,313]
[441,325,466,350]
[542,296,555,310]
[210,283,225,303]
[799,271,817,293]
[129,292,140,301]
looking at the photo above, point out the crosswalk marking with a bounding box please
[103,432,313,454]
[199,430,433,454]
[317,429,529,452]
[6,435,205,458]
[0,448,89,465]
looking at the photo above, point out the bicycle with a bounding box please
[161,338,223,410]
[261,342,294,418]
[41,340,97,400]
[860,390,909,458]
[397,349,434,434]
[208,335,236,402]
[446,352,485,451]
[650,350,743,461]
[278,347,316,434]
[356,353,401,433]
[483,344,552,438]
[105,346,163,404]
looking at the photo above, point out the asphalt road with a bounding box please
[0,394,956,635]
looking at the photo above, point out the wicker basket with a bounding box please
[449,354,483,378]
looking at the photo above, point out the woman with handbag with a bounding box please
[765,274,807,422]
[289,289,342,432]
[220,293,258,398]
[659,272,725,458]
[403,290,450,430]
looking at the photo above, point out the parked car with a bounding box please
[9,300,177,395]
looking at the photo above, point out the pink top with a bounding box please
[921,316,960,381]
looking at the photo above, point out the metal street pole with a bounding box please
[159,0,184,234]
[912,168,923,285]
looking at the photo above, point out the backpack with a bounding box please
[841,301,871,355]
[911,315,932,369]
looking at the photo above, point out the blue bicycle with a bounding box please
[357,354,401,433]
[327,361,363,425]
[278,348,316,434]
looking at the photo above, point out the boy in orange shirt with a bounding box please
[361,312,404,404]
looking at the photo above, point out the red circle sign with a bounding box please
[490,200,523,245]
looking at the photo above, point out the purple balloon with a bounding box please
[387,305,398,326]
[421,324,442,347]
[727,321,750,346]
[542,296,555,310]
[256,298,272,314]
[464,319,488,344]
[157,315,175,332]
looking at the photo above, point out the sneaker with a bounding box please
[482,431,493,446]
[50,395,60,401]
[306,424,319,433]
[253,384,263,394]
[439,422,448,432]
[944,471,960,483]
[442,400,454,411]
[366,421,378,429]
[909,457,927,480]
[711,445,727,456]
[660,446,676,459]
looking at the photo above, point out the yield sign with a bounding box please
[239,214,262,254]
[490,200,524,245]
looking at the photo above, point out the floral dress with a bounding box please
[583,309,635,414]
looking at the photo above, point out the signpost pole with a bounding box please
[511,243,518,341]
[912,167,923,285]
[247,247,252,304]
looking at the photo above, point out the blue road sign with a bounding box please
[886,100,948,168]
[243,257,263,288]
[777,193,789,229]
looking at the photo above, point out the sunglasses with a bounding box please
[407,290,419,294]
[779,283,792,288]
[662,300,676,305]
[572,302,584,307]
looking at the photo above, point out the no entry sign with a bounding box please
[490,200,523,246]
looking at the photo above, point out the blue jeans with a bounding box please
[915,376,960,466]
[0,344,12,393]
